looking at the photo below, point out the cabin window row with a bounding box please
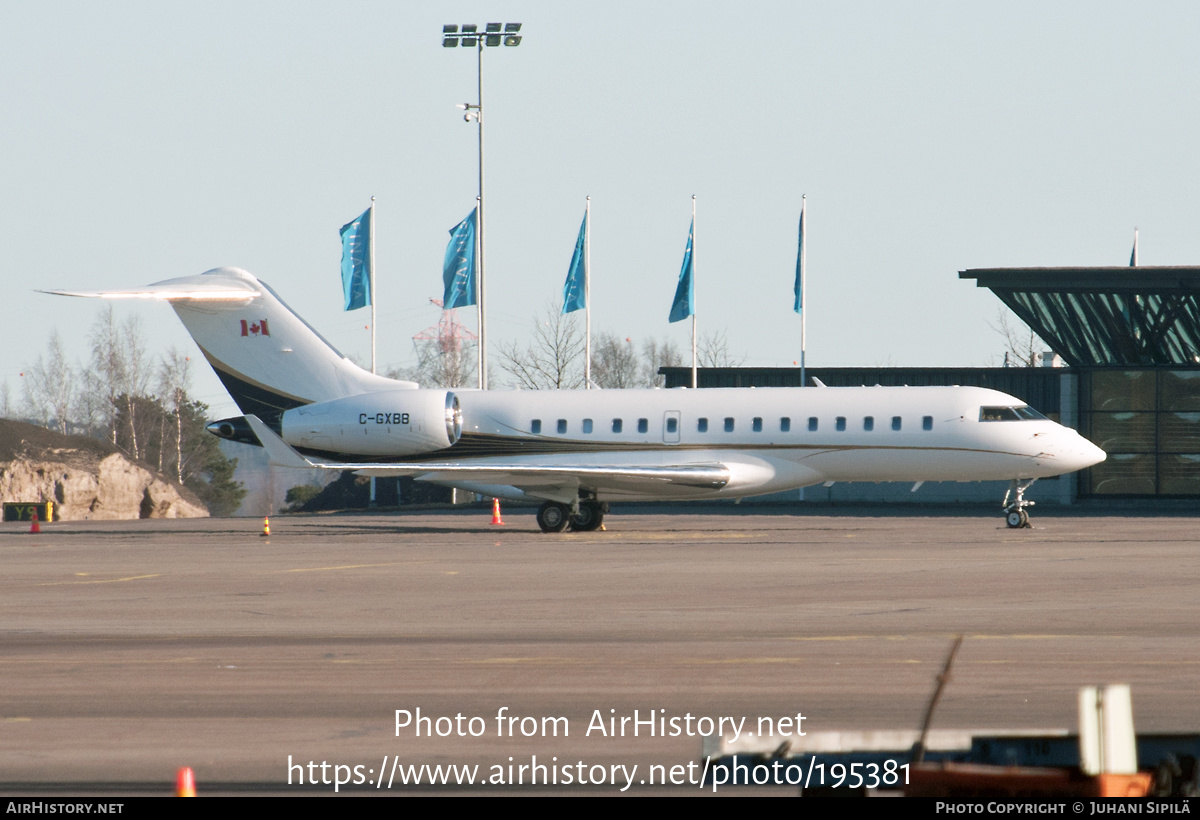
[530,416,937,434]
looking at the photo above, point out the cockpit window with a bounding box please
[979,405,1047,422]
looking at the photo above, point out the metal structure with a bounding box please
[961,267,1200,367]
[412,297,478,388]
[442,22,523,389]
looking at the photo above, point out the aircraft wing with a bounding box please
[244,415,730,496]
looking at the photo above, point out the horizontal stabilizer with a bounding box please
[40,278,256,301]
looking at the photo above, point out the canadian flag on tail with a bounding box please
[240,319,270,337]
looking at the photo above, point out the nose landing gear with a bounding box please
[1002,478,1037,528]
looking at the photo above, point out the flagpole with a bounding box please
[369,196,377,509]
[475,195,483,389]
[476,40,489,390]
[584,195,591,389]
[369,196,377,375]
[800,194,806,388]
[691,195,697,389]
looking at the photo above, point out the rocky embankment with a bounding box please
[0,419,208,520]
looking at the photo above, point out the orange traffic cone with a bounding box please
[260,517,270,537]
[490,498,505,526]
[175,766,196,797]
[29,510,40,534]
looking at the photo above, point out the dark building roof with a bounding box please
[960,267,1200,367]
[658,367,1063,413]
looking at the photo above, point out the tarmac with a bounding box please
[1,506,1198,795]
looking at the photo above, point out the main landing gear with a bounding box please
[1002,478,1037,528]
[536,500,607,533]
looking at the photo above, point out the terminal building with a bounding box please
[662,267,1200,506]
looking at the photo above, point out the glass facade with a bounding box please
[1082,369,1200,496]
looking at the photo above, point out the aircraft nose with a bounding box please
[1063,435,1106,471]
[1081,438,1107,467]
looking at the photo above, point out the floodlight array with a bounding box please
[443,23,522,48]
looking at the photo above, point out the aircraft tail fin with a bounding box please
[45,267,416,418]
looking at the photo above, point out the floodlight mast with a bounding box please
[442,22,522,390]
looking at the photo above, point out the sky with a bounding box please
[4,1,1200,419]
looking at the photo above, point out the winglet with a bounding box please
[244,415,315,469]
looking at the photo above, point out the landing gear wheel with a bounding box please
[536,502,571,533]
[569,502,604,532]
[1001,478,1037,529]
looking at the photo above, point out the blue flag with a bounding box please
[793,203,805,314]
[562,210,588,314]
[339,208,371,311]
[443,209,477,309]
[669,218,695,323]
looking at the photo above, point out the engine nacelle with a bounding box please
[280,390,461,456]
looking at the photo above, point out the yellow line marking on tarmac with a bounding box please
[687,657,807,665]
[4,655,1195,669]
[632,532,753,541]
[0,658,202,665]
[2,717,32,722]
[972,659,1200,665]
[36,574,160,587]
[685,657,932,665]
[434,657,645,667]
[784,634,1117,642]
[967,634,1093,641]
[280,561,433,574]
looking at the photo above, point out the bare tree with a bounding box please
[496,300,585,390]
[158,348,192,483]
[88,305,127,445]
[641,337,683,388]
[393,338,477,388]
[990,307,1044,367]
[88,306,152,455]
[73,371,108,436]
[21,330,77,434]
[698,329,746,368]
[591,333,641,388]
[492,302,741,390]
[120,315,153,458]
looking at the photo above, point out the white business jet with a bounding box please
[46,267,1105,532]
